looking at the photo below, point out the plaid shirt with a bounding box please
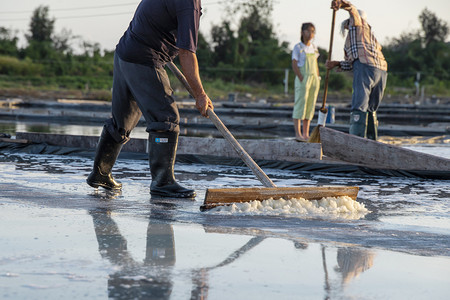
[340,5,388,71]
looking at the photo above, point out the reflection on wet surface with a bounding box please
[0,148,450,298]
[1,201,449,299]
[90,207,176,299]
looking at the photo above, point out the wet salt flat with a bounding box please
[1,148,450,299]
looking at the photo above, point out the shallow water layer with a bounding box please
[1,204,449,300]
[0,150,449,299]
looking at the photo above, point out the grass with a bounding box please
[0,73,448,104]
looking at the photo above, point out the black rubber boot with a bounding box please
[86,127,123,190]
[349,110,368,138]
[366,111,379,141]
[148,131,196,198]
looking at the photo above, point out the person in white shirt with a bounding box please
[291,22,321,142]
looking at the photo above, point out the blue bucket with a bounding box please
[326,105,335,124]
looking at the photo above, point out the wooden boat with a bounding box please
[319,127,450,172]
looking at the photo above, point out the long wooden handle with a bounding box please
[320,9,337,112]
[207,108,276,187]
[166,61,276,188]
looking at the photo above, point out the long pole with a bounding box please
[320,9,337,115]
[166,61,276,188]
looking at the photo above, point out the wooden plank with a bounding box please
[16,132,323,162]
[178,137,322,162]
[15,132,147,152]
[202,186,359,210]
[0,137,28,144]
[319,127,450,171]
[17,132,96,148]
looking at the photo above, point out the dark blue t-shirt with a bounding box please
[116,0,202,67]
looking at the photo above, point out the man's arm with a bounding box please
[325,60,341,70]
[331,0,350,10]
[331,0,361,26]
[325,60,353,71]
[178,49,213,117]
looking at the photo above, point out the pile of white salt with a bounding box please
[210,196,370,220]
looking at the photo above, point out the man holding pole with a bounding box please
[325,0,387,140]
[86,0,214,198]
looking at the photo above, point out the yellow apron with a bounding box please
[293,52,320,120]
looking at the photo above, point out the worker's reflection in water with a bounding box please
[89,201,177,299]
[89,193,375,299]
[323,245,375,300]
[335,247,374,285]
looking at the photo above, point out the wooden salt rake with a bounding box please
[166,61,359,210]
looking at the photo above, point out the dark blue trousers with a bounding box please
[351,60,387,113]
[106,54,180,144]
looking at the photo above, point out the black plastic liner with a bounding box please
[2,141,448,180]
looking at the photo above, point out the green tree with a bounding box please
[0,27,19,56]
[53,28,77,55]
[24,6,55,61]
[384,8,449,82]
[196,31,214,69]
[209,0,290,84]
[210,21,240,81]
[26,6,54,43]
[419,8,449,46]
[211,21,237,65]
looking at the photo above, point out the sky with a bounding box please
[1,0,449,60]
